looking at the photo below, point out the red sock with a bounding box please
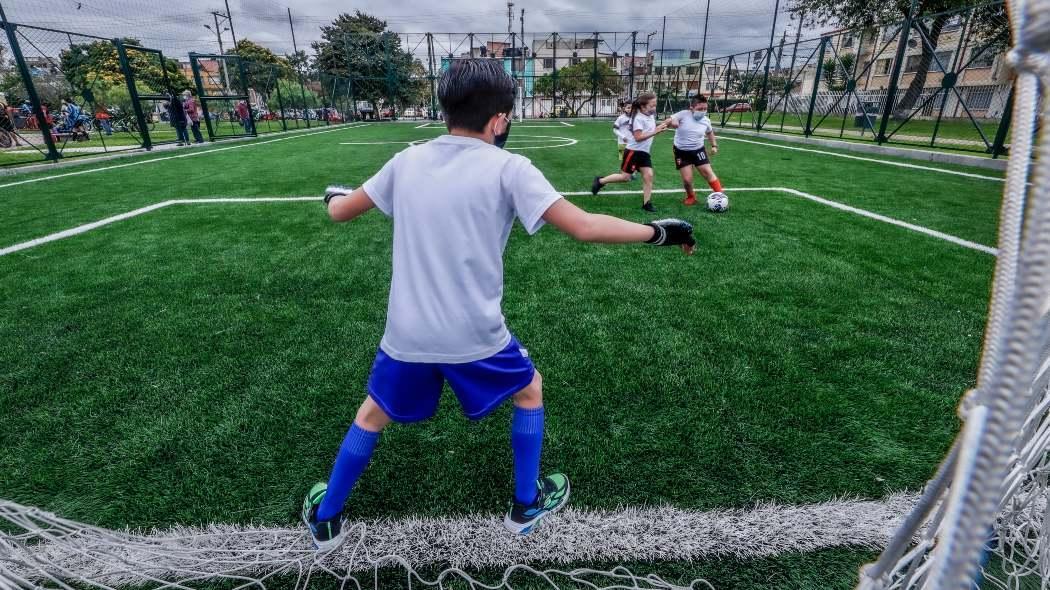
[708,179,723,192]
[685,186,695,199]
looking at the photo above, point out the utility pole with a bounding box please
[224,0,238,51]
[658,17,667,108]
[519,8,526,120]
[629,31,637,99]
[699,0,710,95]
[288,7,299,55]
[756,0,781,130]
[208,11,232,93]
[507,2,514,34]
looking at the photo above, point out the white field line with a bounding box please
[0,124,370,192]
[718,135,1004,182]
[0,188,995,257]
[4,493,920,582]
[340,135,579,150]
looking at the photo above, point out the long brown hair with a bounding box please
[630,92,656,126]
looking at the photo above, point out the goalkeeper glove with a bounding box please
[645,218,695,247]
[324,185,353,206]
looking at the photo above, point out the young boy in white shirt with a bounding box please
[302,60,696,549]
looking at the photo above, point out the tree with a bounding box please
[822,53,856,91]
[788,0,1007,116]
[266,78,319,111]
[227,39,291,94]
[533,59,623,117]
[310,11,427,114]
[59,38,190,99]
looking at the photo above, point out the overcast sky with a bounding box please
[4,0,827,63]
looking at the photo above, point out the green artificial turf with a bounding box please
[0,120,1004,588]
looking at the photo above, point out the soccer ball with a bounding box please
[706,192,729,212]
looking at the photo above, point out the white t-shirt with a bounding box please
[627,112,657,153]
[672,110,713,150]
[362,135,564,363]
[613,114,632,145]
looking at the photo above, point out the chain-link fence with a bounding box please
[0,2,1011,168]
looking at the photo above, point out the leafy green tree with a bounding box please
[266,78,320,111]
[59,38,190,98]
[822,53,856,91]
[311,11,427,114]
[227,39,291,95]
[533,59,623,117]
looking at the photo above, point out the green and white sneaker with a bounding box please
[503,473,571,535]
[302,482,347,551]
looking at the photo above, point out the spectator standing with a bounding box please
[236,100,253,133]
[166,93,189,146]
[182,90,205,144]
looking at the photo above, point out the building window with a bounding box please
[843,35,854,48]
[932,50,953,72]
[690,50,700,59]
[964,86,993,109]
[875,58,892,75]
[967,48,995,68]
[706,66,719,76]
[882,25,901,42]
[686,66,699,75]
[904,51,951,72]
[543,58,554,69]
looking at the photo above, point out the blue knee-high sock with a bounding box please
[317,423,380,521]
[511,406,545,505]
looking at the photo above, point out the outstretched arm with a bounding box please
[326,186,376,222]
[633,122,669,142]
[541,199,694,254]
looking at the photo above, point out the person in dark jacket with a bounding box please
[167,92,189,146]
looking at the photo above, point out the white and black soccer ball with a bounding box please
[706,192,729,212]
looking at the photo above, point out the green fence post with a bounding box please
[427,32,438,120]
[2,20,61,161]
[876,0,917,144]
[115,39,152,150]
[275,65,287,132]
[990,84,1013,158]
[188,54,214,141]
[591,32,599,117]
[803,37,828,136]
[551,33,559,117]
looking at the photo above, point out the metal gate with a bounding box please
[114,40,180,150]
[187,53,256,141]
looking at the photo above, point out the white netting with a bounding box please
[858,0,1050,586]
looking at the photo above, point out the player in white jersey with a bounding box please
[301,60,696,550]
[612,101,639,180]
[665,95,723,206]
[591,92,671,212]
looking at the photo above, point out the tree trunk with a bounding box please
[893,13,948,117]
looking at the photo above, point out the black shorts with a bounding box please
[673,146,710,169]
[621,149,652,173]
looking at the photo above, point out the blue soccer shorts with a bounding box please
[367,337,535,423]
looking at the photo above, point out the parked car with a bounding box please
[403,108,417,118]
[724,102,752,113]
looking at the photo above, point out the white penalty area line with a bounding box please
[718,135,1004,182]
[0,124,371,192]
[4,493,920,580]
[0,197,318,257]
[568,187,996,255]
[0,187,995,257]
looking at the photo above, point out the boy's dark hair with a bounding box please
[438,59,515,132]
[690,94,708,105]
